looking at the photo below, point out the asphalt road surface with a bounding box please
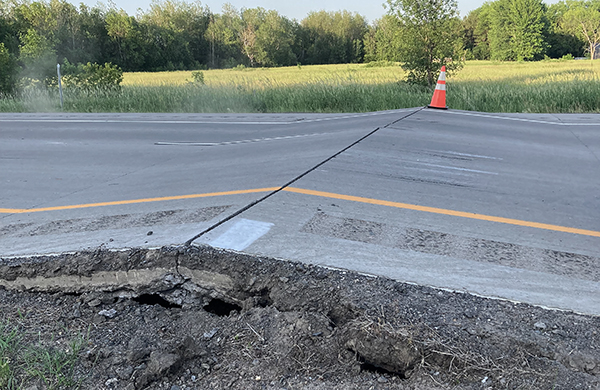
[1,109,599,315]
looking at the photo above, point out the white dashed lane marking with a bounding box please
[154,132,329,146]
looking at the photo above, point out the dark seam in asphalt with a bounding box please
[184,107,426,246]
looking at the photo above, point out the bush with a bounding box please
[62,61,123,91]
[190,71,205,84]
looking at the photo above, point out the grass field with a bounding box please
[122,60,600,87]
[2,60,599,113]
[123,62,406,87]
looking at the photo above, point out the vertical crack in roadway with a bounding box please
[554,113,600,163]
[184,107,426,246]
[569,128,600,163]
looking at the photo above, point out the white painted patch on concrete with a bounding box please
[210,219,274,251]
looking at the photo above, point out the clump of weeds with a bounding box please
[0,317,86,390]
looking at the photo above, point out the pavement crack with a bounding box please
[184,107,425,246]
[568,128,600,163]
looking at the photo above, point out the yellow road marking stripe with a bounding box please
[2,186,598,238]
[282,187,600,238]
[0,187,280,214]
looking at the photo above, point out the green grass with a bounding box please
[2,60,600,113]
[449,79,600,112]
[0,322,19,389]
[0,320,84,390]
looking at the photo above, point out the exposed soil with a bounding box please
[0,245,599,390]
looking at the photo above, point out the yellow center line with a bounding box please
[2,186,599,238]
[0,187,280,214]
[282,187,600,238]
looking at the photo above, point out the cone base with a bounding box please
[427,105,448,110]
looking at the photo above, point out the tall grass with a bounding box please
[450,80,600,112]
[1,60,600,113]
[0,82,433,113]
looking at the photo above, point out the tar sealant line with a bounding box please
[184,107,426,246]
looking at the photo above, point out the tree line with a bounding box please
[0,0,599,93]
[461,0,600,61]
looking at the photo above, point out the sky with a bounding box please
[74,0,496,22]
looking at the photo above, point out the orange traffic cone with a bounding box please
[428,66,447,109]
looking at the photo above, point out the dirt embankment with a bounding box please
[0,245,599,389]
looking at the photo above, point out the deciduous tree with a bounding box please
[0,42,17,94]
[363,15,403,62]
[140,0,210,70]
[239,7,296,67]
[462,4,492,60]
[205,4,244,68]
[301,10,367,64]
[561,0,600,59]
[386,0,464,86]
[546,1,585,58]
[489,0,548,60]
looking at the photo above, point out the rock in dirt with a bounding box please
[98,308,117,318]
[534,321,547,330]
[342,319,420,376]
[203,328,218,339]
[149,351,181,376]
[127,339,151,364]
[87,298,102,307]
[134,351,181,389]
